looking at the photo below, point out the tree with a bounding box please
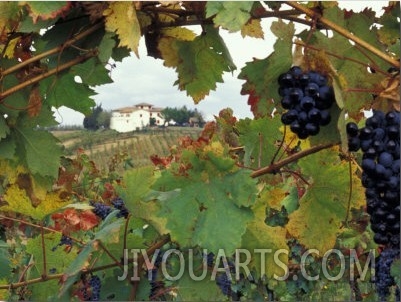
[0,2,399,301]
[96,110,112,128]
[83,105,103,130]
[162,106,205,125]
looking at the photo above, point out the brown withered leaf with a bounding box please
[81,2,109,23]
[17,173,40,206]
[372,74,400,112]
[28,84,42,117]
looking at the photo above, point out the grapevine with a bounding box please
[0,2,399,301]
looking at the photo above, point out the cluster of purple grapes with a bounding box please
[91,198,129,220]
[346,109,400,301]
[79,275,101,301]
[205,253,243,299]
[215,273,231,296]
[278,66,335,139]
[111,197,129,218]
[374,247,400,301]
[51,235,72,251]
[346,110,400,247]
[89,275,101,301]
[91,201,113,220]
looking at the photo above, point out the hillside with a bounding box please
[52,127,203,170]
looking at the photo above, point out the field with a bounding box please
[52,127,203,170]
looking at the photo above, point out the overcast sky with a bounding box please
[53,2,386,126]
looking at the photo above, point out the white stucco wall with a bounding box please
[110,109,150,132]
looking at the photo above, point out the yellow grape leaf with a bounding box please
[286,147,365,252]
[0,279,9,300]
[158,2,182,23]
[0,161,26,184]
[1,185,71,220]
[259,186,288,210]
[281,125,310,150]
[159,27,196,68]
[4,37,19,59]
[161,27,196,41]
[104,2,141,57]
[241,18,264,39]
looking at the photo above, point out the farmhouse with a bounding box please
[109,102,165,133]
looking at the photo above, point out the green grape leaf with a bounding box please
[99,270,150,301]
[322,5,346,28]
[111,46,131,62]
[42,73,96,115]
[206,1,253,32]
[391,259,401,288]
[286,148,365,252]
[98,32,117,64]
[119,166,156,211]
[344,8,383,52]
[173,25,236,103]
[104,2,141,57]
[13,126,62,179]
[0,2,19,29]
[377,3,400,46]
[0,241,11,279]
[18,15,57,33]
[177,268,227,301]
[156,169,257,254]
[117,166,168,234]
[236,115,283,168]
[30,279,60,301]
[94,219,124,244]
[24,1,70,22]
[0,136,16,159]
[25,233,78,276]
[281,186,299,214]
[11,129,59,180]
[0,69,30,118]
[238,20,294,117]
[71,58,113,86]
[0,115,9,140]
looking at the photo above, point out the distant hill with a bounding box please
[52,127,203,171]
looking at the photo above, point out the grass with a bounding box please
[52,127,203,171]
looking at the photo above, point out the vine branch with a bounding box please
[0,50,97,102]
[251,141,340,178]
[1,22,103,78]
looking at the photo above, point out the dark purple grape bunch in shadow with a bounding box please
[346,110,400,247]
[278,66,336,139]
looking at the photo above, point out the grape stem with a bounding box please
[285,2,400,68]
[251,142,340,178]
